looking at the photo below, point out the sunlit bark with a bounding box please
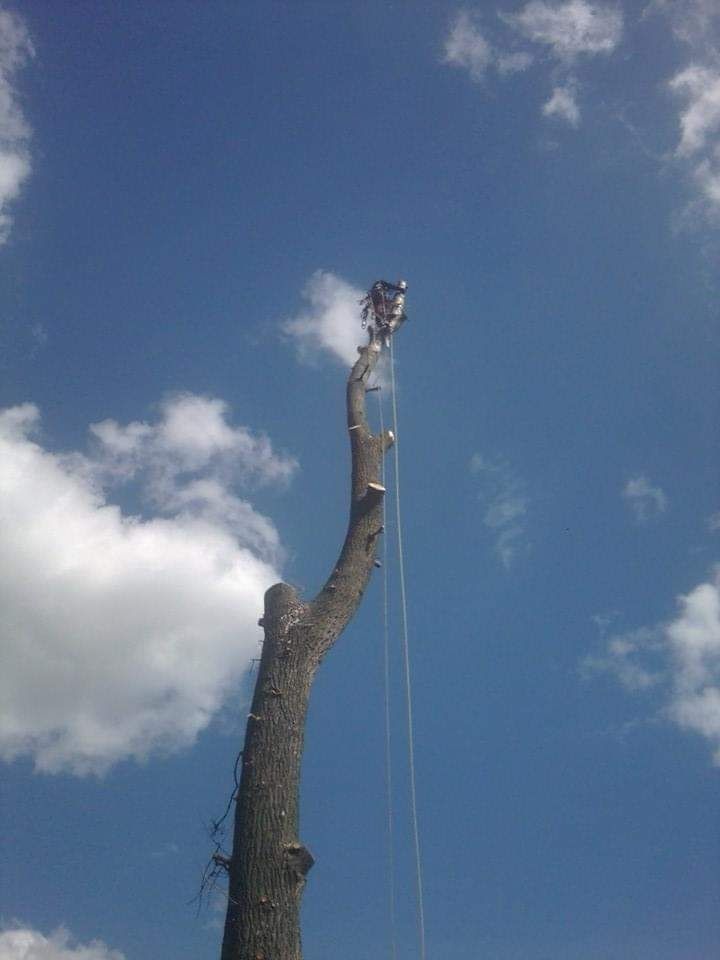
[220,339,393,960]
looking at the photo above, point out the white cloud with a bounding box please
[622,475,668,523]
[89,393,296,553]
[0,397,295,775]
[653,0,720,222]
[470,453,529,568]
[588,570,720,765]
[0,8,33,243]
[708,512,720,532]
[666,64,720,219]
[670,65,720,159]
[0,928,123,960]
[543,83,581,124]
[503,0,623,60]
[692,146,720,211]
[584,626,664,691]
[443,11,494,81]
[442,11,533,83]
[445,4,621,127]
[647,0,720,50]
[497,50,535,76]
[282,270,368,368]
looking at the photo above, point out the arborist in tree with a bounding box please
[360,279,408,346]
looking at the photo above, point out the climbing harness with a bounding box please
[360,280,408,346]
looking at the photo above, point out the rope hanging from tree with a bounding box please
[374,329,427,960]
[376,389,398,960]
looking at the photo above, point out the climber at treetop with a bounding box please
[360,279,408,346]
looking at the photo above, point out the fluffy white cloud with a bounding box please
[622,475,668,523]
[470,453,529,568]
[0,397,295,775]
[443,11,533,82]
[90,394,295,482]
[503,0,623,60]
[587,569,720,765]
[543,83,581,124]
[282,270,368,368]
[89,393,296,556]
[0,927,123,960]
[0,7,33,243]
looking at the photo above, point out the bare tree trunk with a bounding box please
[220,338,394,960]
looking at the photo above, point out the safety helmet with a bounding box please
[397,279,408,291]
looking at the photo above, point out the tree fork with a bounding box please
[221,339,394,960]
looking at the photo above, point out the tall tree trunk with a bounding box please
[221,338,394,960]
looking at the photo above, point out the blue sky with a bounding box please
[1,2,719,959]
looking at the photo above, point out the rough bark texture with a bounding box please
[221,339,393,960]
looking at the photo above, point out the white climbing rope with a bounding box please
[388,337,427,960]
[377,392,398,960]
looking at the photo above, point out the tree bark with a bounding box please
[220,338,393,960]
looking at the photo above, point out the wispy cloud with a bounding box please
[0,926,124,960]
[622,475,668,523]
[443,10,533,82]
[644,0,720,221]
[470,453,529,568]
[670,65,720,159]
[502,0,623,61]
[504,0,622,126]
[443,11,494,81]
[585,568,720,765]
[584,625,665,691]
[497,50,535,76]
[442,2,622,127]
[0,7,34,243]
[647,0,720,51]
[668,64,720,219]
[443,2,720,222]
[543,83,581,125]
[0,397,295,775]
